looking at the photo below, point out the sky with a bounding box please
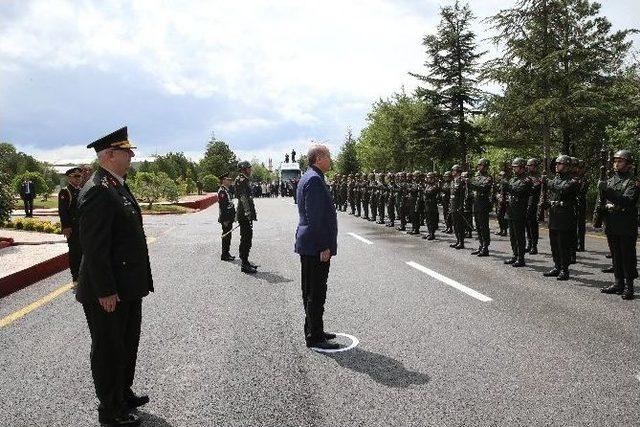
[1,0,638,165]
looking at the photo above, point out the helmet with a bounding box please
[238,160,251,170]
[368,173,375,179]
[426,172,436,179]
[477,158,490,167]
[386,172,394,179]
[395,172,403,179]
[443,171,452,177]
[613,149,634,163]
[555,154,572,164]
[451,164,463,172]
[526,158,539,166]
[511,157,526,167]
[413,170,422,177]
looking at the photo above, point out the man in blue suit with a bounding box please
[295,144,340,350]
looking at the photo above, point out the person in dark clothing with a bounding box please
[19,178,36,217]
[295,144,339,350]
[217,173,236,261]
[235,161,258,273]
[58,167,83,283]
[504,158,533,267]
[468,159,493,256]
[525,158,542,255]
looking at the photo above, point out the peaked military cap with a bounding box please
[87,126,136,152]
[64,167,82,176]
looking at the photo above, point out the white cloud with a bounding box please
[216,117,277,134]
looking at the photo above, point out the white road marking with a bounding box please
[406,261,493,302]
[348,232,373,245]
[636,373,640,383]
[311,333,360,353]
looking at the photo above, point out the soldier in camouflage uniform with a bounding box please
[422,172,440,240]
[504,158,533,267]
[339,174,348,212]
[599,150,639,300]
[376,173,387,225]
[354,173,362,217]
[540,155,578,281]
[525,158,542,255]
[396,172,407,231]
[441,171,453,234]
[575,160,588,252]
[361,173,370,220]
[468,158,493,256]
[347,174,356,215]
[449,165,466,249]
[407,172,421,235]
[369,173,378,222]
[461,171,473,238]
[386,172,397,228]
[495,170,509,236]
[330,175,339,210]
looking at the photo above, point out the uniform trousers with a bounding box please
[474,209,490,248]
[362,197,370,218]
[509,219,527,260]
[452,211,466,244]
[607,233,638,280]
[83,300,142,418]
[387,201,395,224]
[238,220,253,261]
[377,199,386,222]
[549,229,572,270]
[425,209,438,234]
[525,217,539,248]
[221,222,233,255]
[300,255,329,343]
[67,226,82,281]
[576,207,587,249]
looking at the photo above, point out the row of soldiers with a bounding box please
[329,150,638,300]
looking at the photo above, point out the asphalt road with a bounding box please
[1,197,638,426]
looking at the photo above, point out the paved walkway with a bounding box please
[0,230,67,278]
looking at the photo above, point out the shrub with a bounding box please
[34,221,46,232]
[202,174,220,192]
[23,220,35,231]
[14,219,24,229]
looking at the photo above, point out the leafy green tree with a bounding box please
[250,161,274,183]
[298,155,309,172]
[335,129,361,175]
[410,0,484,162]
[0,172,14,225]
[199,134,238,180]
[130,172,164,208]
[12,172,50,199]
[202,174,220,192]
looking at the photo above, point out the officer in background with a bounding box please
[58,167,83,284]
[504,158,533,267]
[468,158,493,256]
[218,173,236,262]
[235,161,258,274]
[541,155,579,281]
[599,150,639,300]
[19,177,36,217]
[525,158,542,255]
[77,126,152,426]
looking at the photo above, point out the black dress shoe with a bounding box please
[529,247,538,255]
[601,281,624,294]
[471,248,481,255]
[556,270,570,281]
[477,249,489,257]
[543,268,560,277]
[455,244,465,250]
[605,253,612,259]
[307,339,341,350]
[504,257,516,264]
[221,254,235,261]
[601,266,614,273]
[125,391,149,410]
[99,413,141,426]
[241,263,257,274]
[512,260,526,267]
[323,332,337,340]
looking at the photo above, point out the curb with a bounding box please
[0,252,69,298]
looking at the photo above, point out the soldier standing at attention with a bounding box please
[377,173,387,225]
[339,174,348,212]
[361,174,370,220]
[369,173,378,222]
[441,171,453,234]
[541,155,579,281]
[449,165,466,249]
[575,160,588,252]
[347,174,356,215]
[386,172,396,228]
[406,172,420,235]
[77,127,152,426]
[495,170,509,236]
[599,150,639,300]
[395,172,407,231]
[354,173,362,217]
[218,173,236,262]
[504,158,533,267]
[422,172,440,240]
[468,158,493,256]
[235,161,258,274]
[525,158,542,255]
[58,167,83,285]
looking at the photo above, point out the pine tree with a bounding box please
[336,129,361,175]
[410,0,484,162]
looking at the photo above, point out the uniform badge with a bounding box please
[101,176,111,188]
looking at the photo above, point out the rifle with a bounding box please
[538,157,549,222]
[592,148,609,228]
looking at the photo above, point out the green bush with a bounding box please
[11,171,51,199]
[202,174,220,192]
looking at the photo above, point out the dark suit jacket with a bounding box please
[295,165,338,256]
[76,167,154,303]
[20,181,36,199]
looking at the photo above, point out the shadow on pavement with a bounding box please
[325,348,430,389]
[249,270,293,284]
[138,411,174,426]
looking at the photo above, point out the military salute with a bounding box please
[217,173,236,262]
[77,126,152,426]
[58,167,83,284]
[235,161,258,274]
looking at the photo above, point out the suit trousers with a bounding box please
[238,220,253,261]
[300,255,329,343]
[221,222,233,255]
[84,300,142,418]
[23,197,34,217]
[67,227,82,281]
[509,219,526,260]
[607,233,638,280]
[549,229,572,270]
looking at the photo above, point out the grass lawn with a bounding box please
[140,204,193,214]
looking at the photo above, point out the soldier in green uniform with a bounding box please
[449,165,466,248]
[504,158,533,267]
[235,161,258,274]
[407,172,421,235]
[525,158,542,255]
[468,158,493,256]
[495,170,509,236]
[330,175,339,210]
[369,173,378,222]
[217,173,236,261]
[339,174,348,212]
[540,155,579,280]
[77,127,152,426]
[422,172,440,240]
[599,150,639,300]
[361,173,370,220]
[461,171,473,238]
[441,171,453,234]
[386,172,396,227]
[394,172,406,231]
[575,160,588,252]
[354,173,362,217]
[58,167,83,284]
[346,174,354,215]
[376,173,387,225]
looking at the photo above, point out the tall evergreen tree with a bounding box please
[410,0,484,162]
[199,133,239,179]
[336,129,361,175]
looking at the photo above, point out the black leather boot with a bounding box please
[622,279,635,300]
[504,257,516,264]
[529,246,538,255]
[601,279,624,294]
[512,257,526,267]
[543,267,560,277]
[556,269,570,281]
[478,246,489,257]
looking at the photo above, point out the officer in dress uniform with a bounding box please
[77,126,152,426]
[58,167,83,284]
[218,173,236,261]
[235,161,258,274]
[599,150,639,300]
